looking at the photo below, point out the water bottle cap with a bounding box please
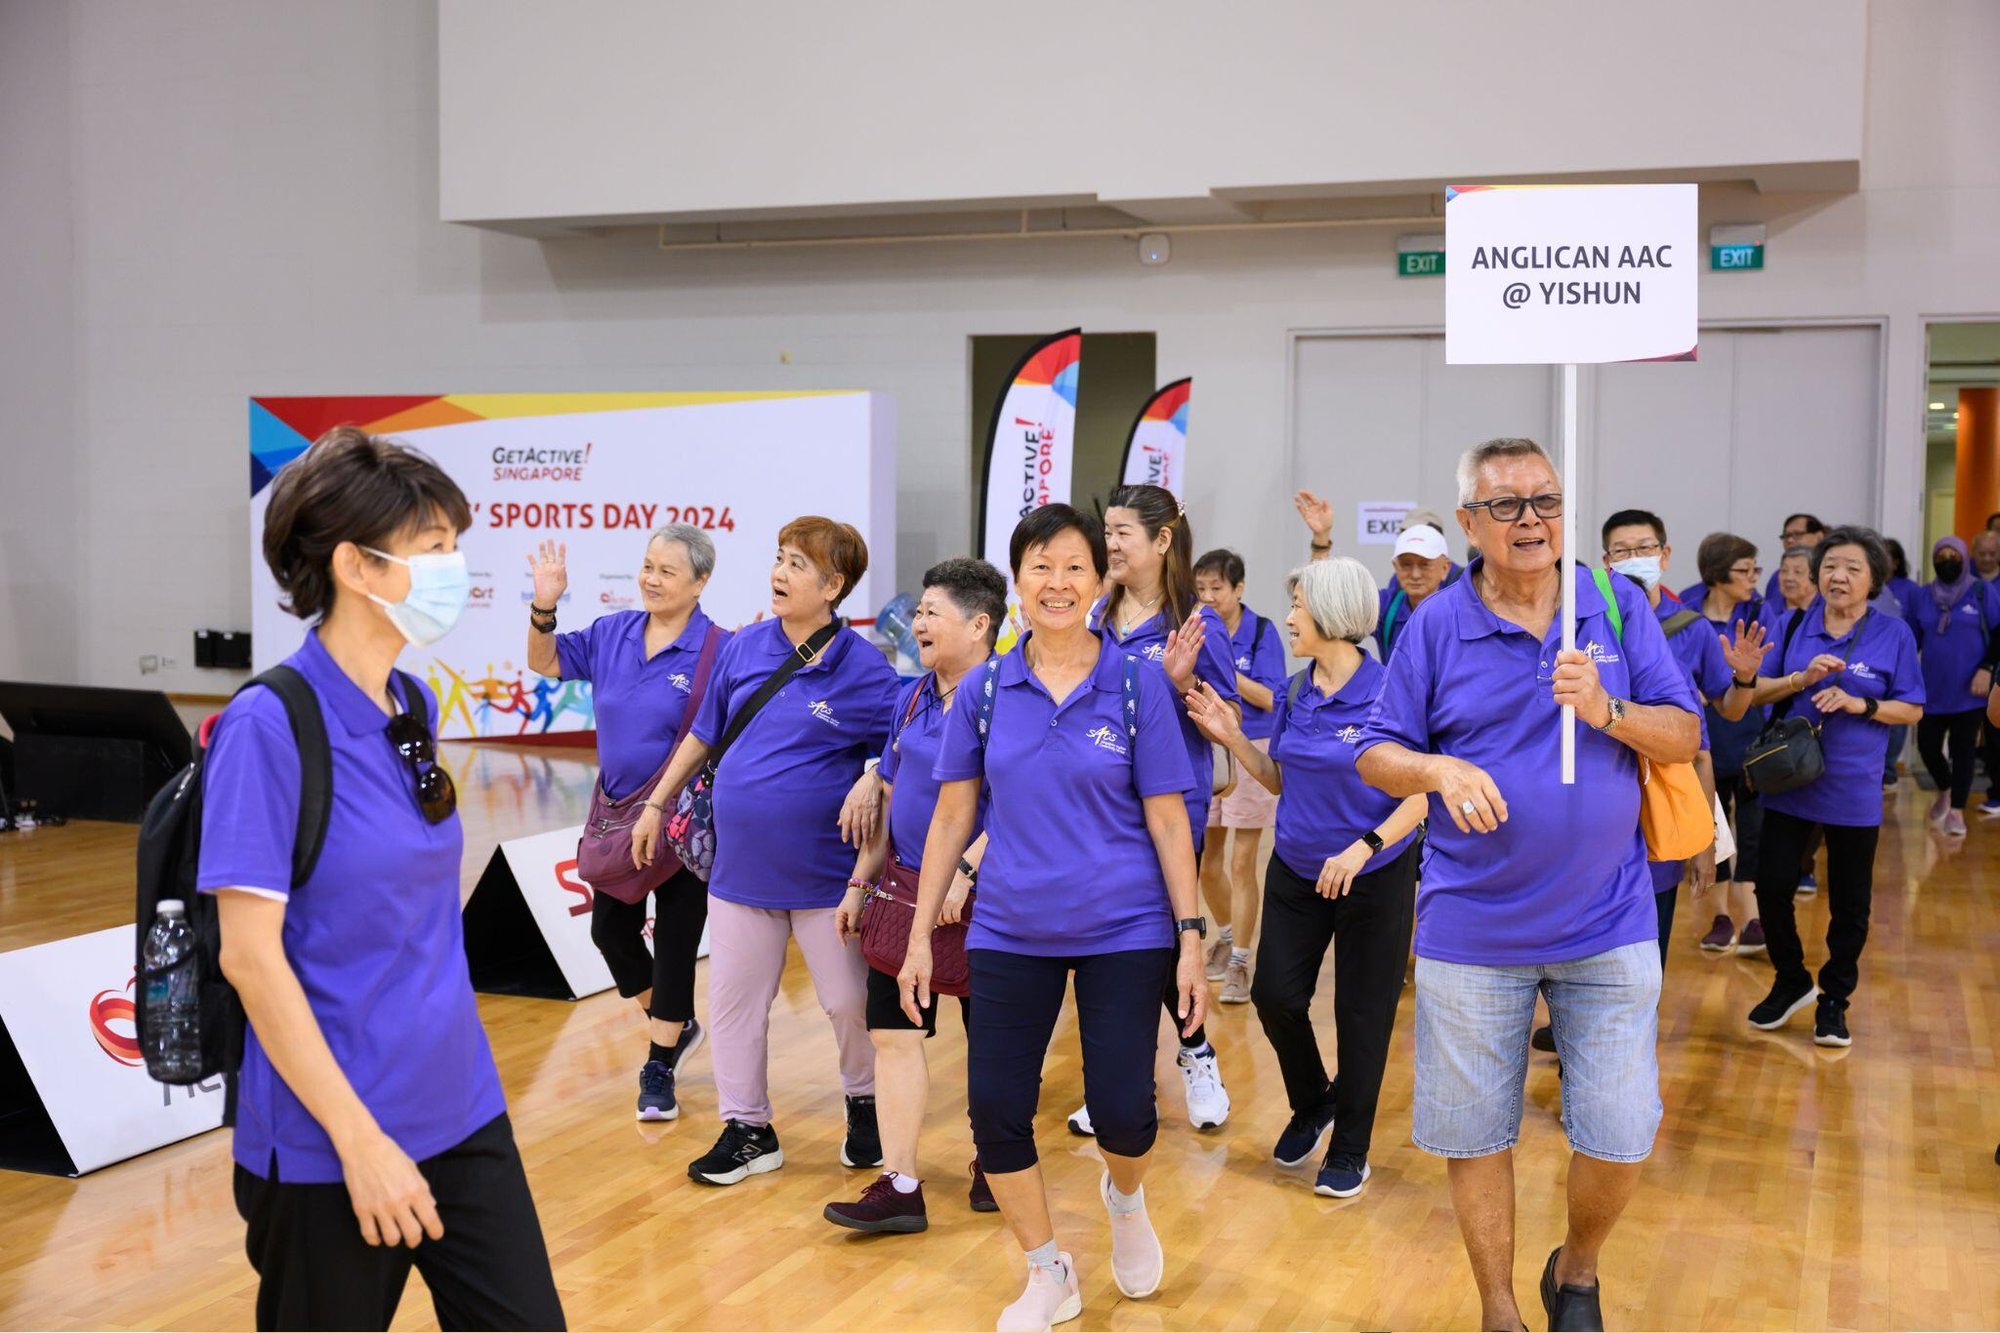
[157,899,186,915]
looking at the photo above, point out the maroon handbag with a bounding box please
[858,848,974,998]
[576,625,722,904]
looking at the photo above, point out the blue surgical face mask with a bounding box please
[363,547,470,646]
[1611,554,1663,591]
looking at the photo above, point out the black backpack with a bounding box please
[133,666,344,1116]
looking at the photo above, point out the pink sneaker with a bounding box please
[996,1253,1081,1332]
[1735,918,1767,956]
[1699,915,1735,951]
[1100,1171,1164,1299]
[1928,791,1950,823]
[1944,810,1968,837]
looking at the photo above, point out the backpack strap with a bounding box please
[1590,567,1626,644]
[1287,665,1310,712]
[1381,588,1409,652]
[242,665,333,889]
[1660,608,1702,639]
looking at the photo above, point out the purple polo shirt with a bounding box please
[1093,600,1241,833]
[1649,589,1736,891]
[691,618,898,909]
[197,630,505,1183]
[1760,605,1924,828]
[555,607,725,800]
[879,671,988,869]
[933,633,1193,956]
[1357,560,1699,966]
[1226,605,1290,741]
[1912,580,2000,714]
[1269,655,1418,880]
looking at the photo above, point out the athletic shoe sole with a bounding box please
[839,1145,885,1168]
[1314,1163,1371,1198]
[1048,1293,1084,1327]
[1699,940,1734,952]
[1734,942,1768,957]
[1100,1173,1163,1299]
[636,1103,680,1122]
[689,1149,784,1186]
[1813,1028,1853,1048]
[822,1204,927,1233]
[1067,1111,1095,1137]
[1749,986,1819,1031]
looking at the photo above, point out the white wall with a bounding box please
[2,0,1998,695]
[437,0,1866,225]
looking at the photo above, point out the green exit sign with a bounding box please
[1711,243,1764,271]
[1398,250,1444,277]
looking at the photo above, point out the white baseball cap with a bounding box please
[1394,524,1449,560]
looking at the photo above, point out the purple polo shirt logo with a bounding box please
[808,698,841,727]
[668,671,693,693]
[1236,653,1253,671]
[1086,723,1129,756]
[1849,661,1878,680]
[1140,643,1166,663]
[1333,723,1364,745]
[1584,639,1621,665]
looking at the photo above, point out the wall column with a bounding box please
[1953,387,2000,539]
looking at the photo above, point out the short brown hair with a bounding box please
[777,515,869,609]
[1696,532,1758,587]
[262,426,471,621]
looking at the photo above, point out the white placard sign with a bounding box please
[1445,183,1698,365]
[1357,501,1417,546]
[0,926,225,1175]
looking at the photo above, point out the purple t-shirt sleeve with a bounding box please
[1885,617,1926,705]
[854,650,899,758]
[1619,584,1699,712]
[553,619,599,682]
[195,696,304,900]
[1195,607,1241,702]
[1132,665,1196,798]
[1689,623,1734,701]
[1358,616,1434,756]
[931,665,991,783]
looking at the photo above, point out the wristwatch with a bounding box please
[1861,696,1879,719]
[958,856,979,884]
[1174,916,1207,939]
[1360,829,1385,854]
[1591,696,1628,732]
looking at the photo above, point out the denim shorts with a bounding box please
[1412,940,1663,1163]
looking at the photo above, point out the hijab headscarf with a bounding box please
[1930,534,1974,632]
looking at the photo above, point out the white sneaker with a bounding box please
[1066,1103,1095,1137]
[996,1252,1082,1332]
[1178,1043,1230,1130]
[1099,1171,1165,1298]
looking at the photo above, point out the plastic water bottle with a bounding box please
[875,592,921,672]
[141,900,203,1083]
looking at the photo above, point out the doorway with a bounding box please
[1923,321,2000,558]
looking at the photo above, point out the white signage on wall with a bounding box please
[0,926,225,1176]
[1356,501,1417,546]
[1445,183,1698,365]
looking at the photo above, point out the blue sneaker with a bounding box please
[1272,1100,1338,1167]
[637,1059,678,1121]
[1314,1152,1371,1198]
[1795,873,1818,896]
[1980,797,2000,817]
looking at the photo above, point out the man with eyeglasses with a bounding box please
[1355,437,1701,1333]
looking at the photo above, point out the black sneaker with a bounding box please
[840,1094,883,1168]
[688,1119,783,1186]
[636,1060,678,1122]
[1272,1099,1338,1167]
[1531,1024,1557,1053]
[1813,998,1852,1047]
[1539,1246,1605,1331]
[1748,978,1818,1030]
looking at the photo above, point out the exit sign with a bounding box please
[1399,250,1444,277]
[1711,242,1764,271]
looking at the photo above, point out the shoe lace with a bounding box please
[1180,1048,1222,1099]
[639,1061,672,1096]
[859,1175,901,1205]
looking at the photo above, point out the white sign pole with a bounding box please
[1560,362,1579,784]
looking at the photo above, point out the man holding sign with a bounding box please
[1356,438,1699,1332]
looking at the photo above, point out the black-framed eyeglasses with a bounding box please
[1464,492,1563,523]
[387,711,458,825]
[1606,540,1664,561]
[1730,563,1763,579]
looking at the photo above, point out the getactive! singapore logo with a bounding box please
[89,977,143,1067]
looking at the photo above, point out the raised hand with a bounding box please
[527,539,568,609]
[1184,681,1243,745]
[1721,619,1771,681]
[1161,610,1206,690]
[1293,490,1334,545]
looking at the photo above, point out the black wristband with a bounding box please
[1309,540,1332,552]
[1732,674,1756,690]
[1861,696,1879,719]
[958,856,978,884]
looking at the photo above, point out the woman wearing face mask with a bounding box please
[201,427,564,1330]
[1070,483,1240,1135]
[525,527,726,1122]
[1738,527,1924,1048]
[902,505,1206,1330]
[824,558,1007,1234]
[1186,558,1428,1200]
[1910,536,2000,836]
[1691,533,1770,954]
[631,517,900,1188]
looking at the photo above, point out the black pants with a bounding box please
[1654,888,1677,973]
[232,1114,564,1332]
[967,946,1174,1173]
[1163,814,1209,1049]
[1753,807,1879,1009]
[1917,708,1984,810]
[865,962,969,1037]
[1714,772,1762,885]
[588,865,708,1021]
[1250,843,1417,1159]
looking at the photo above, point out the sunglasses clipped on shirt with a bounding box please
[1463,492,1564,524]
[386,708,458,824]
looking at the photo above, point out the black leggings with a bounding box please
[1753,807,1879,1009]
[1917,708,1984,810]
[233,1114,564,1331]
[588,865,708,1022]
[967,946,1174,1173]
[1250,843,1417,1158]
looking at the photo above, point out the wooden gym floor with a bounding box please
[1,741,1996,1330]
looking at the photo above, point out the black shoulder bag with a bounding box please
[1743,609,1864,795]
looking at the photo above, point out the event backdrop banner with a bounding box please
[248,393,896,739]
[1444,183,1698,365]
[0,926,225,1175]
[979,331,1080,581]
[1119,378,1191,497]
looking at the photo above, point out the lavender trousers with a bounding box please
[706,897,875,1125]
